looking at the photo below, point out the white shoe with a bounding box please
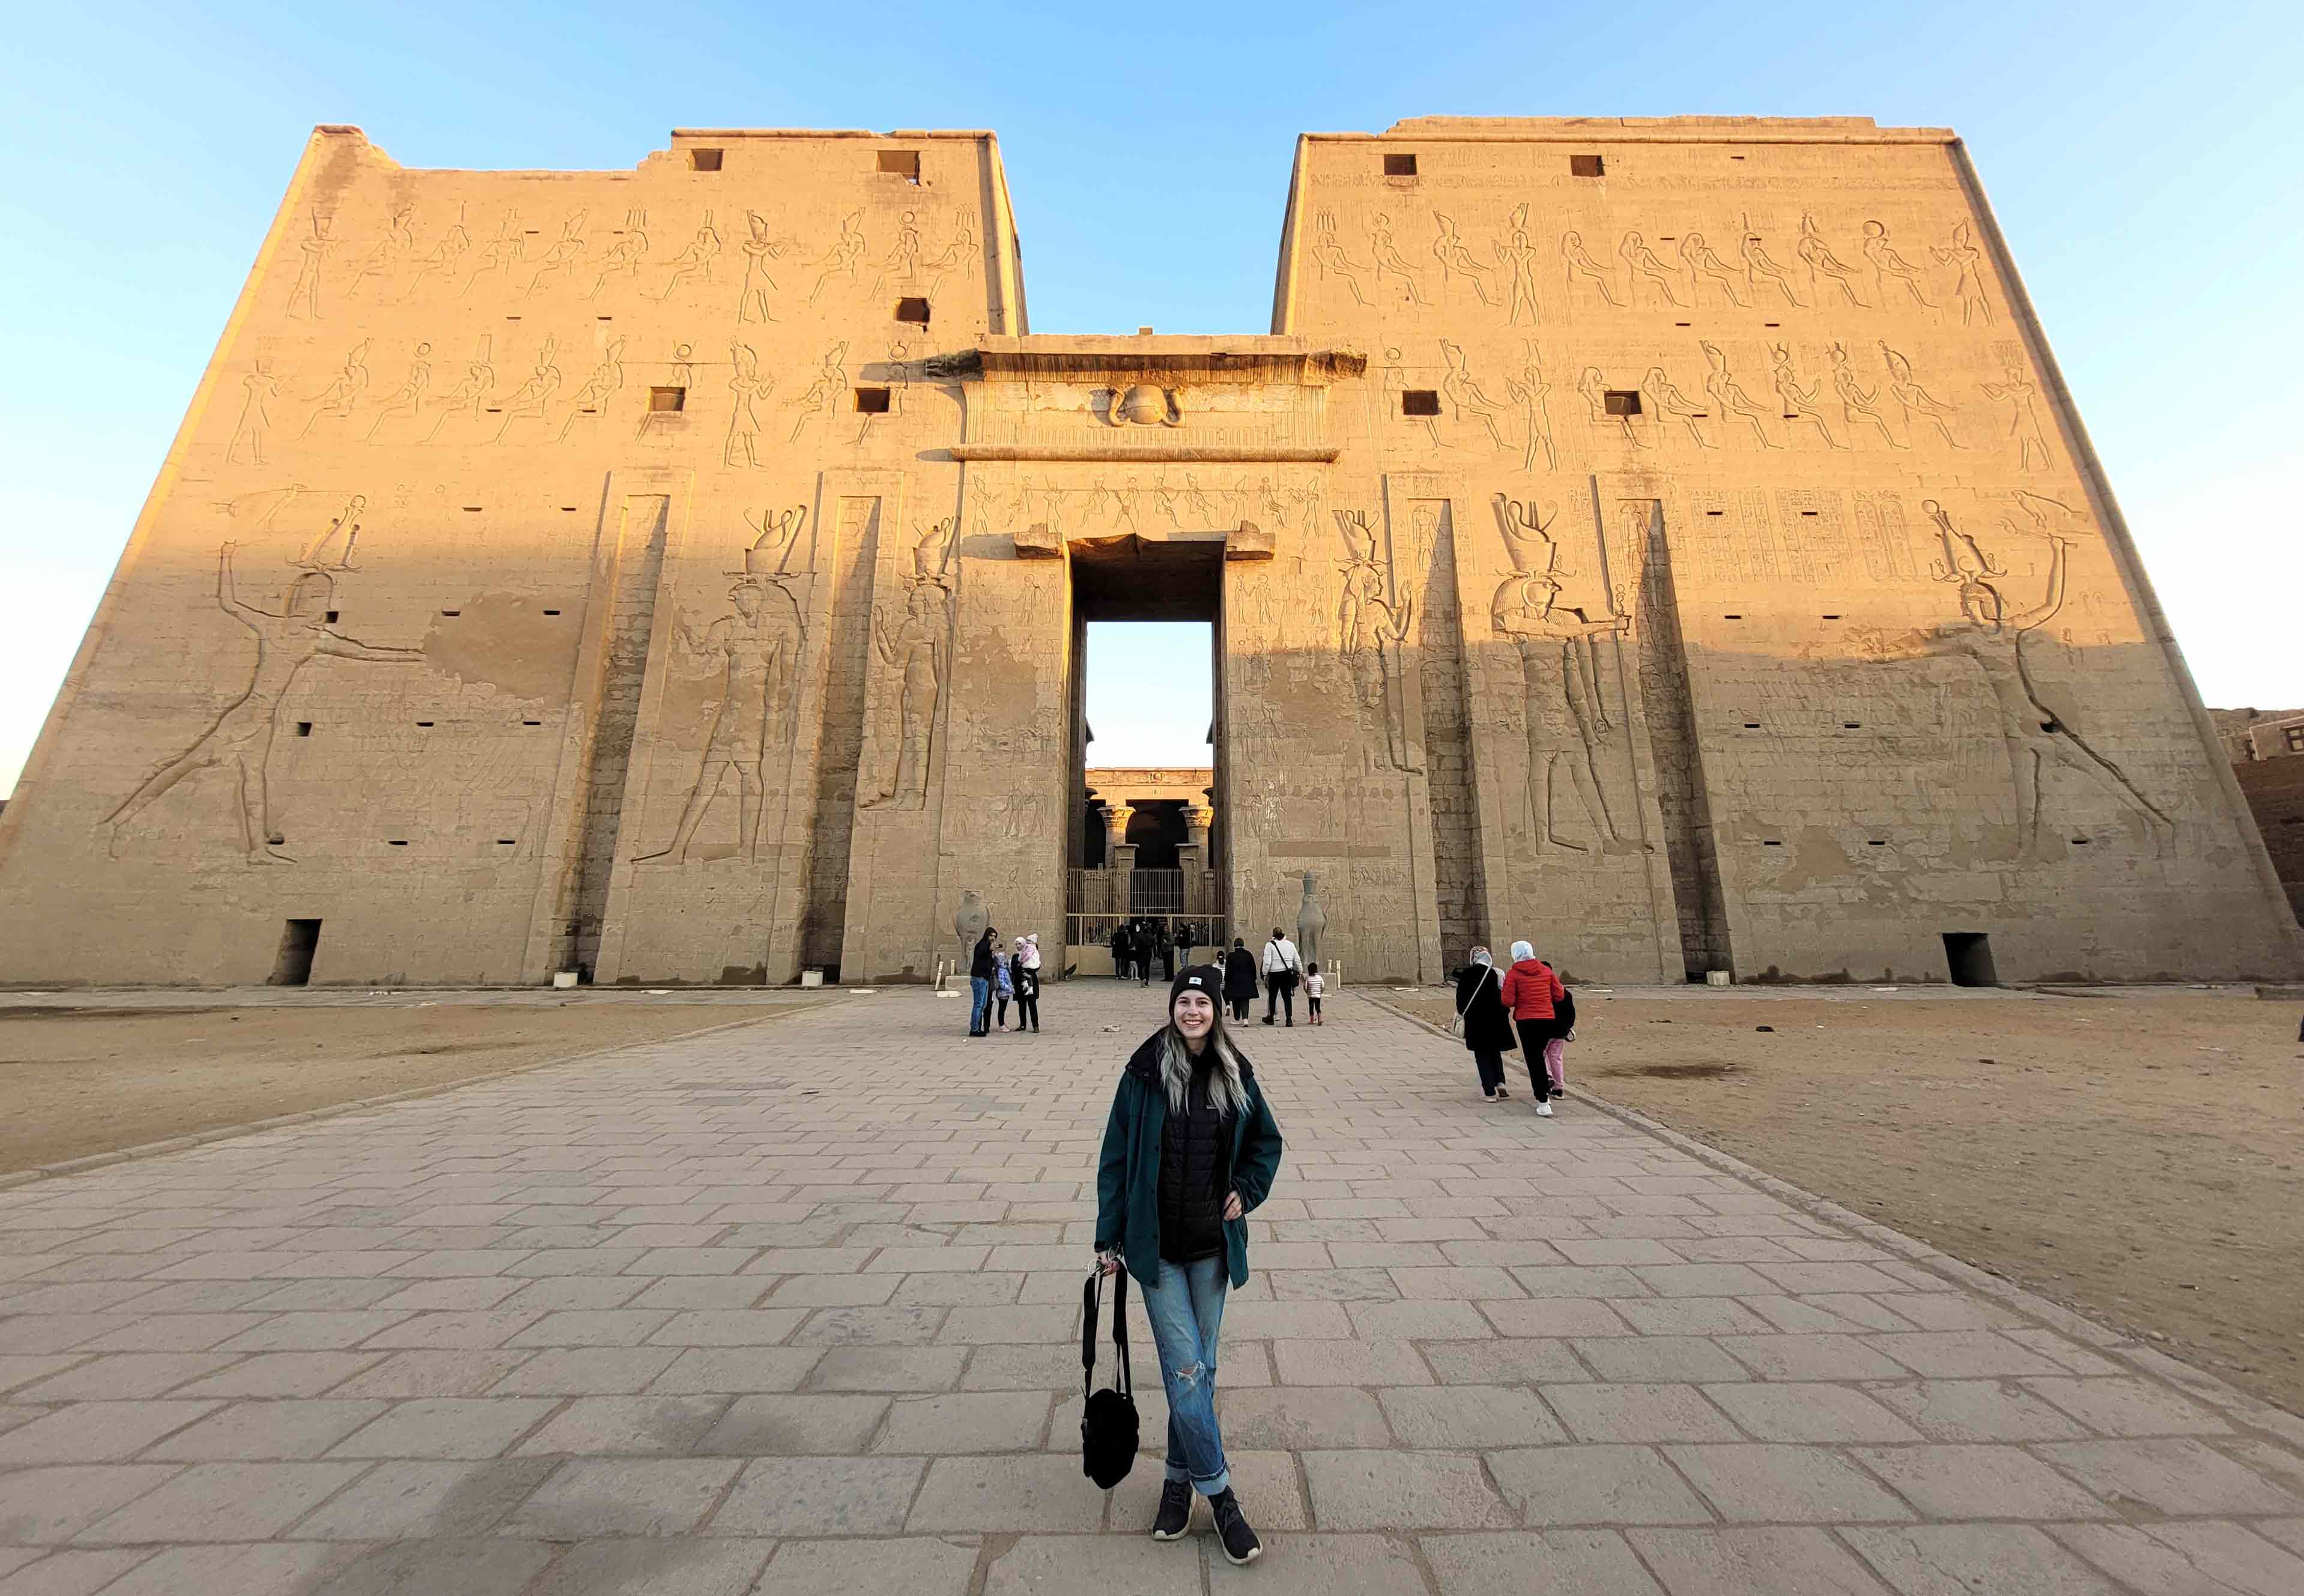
[1536,1102,1554,1117]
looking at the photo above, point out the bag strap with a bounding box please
[1080,1268,1132,1400]
[1457,964,1493,1020]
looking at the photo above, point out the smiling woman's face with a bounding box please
[1172,990,1215,1042]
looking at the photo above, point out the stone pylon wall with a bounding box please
[1,116,2296,988]
[0,126,1024,986]
[1273,116,2301,984]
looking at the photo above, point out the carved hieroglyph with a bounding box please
[0,119,2293,990]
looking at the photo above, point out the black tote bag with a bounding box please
[1079,1267,1139,1489]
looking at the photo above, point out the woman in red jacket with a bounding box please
[1497,940,1565,1117]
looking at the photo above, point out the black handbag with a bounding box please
[1079,1267,1139,1489]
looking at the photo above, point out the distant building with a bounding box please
[2212,709,2304,919]
[2209,707,2304,764]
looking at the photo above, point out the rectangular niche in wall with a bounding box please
[1942,931,1997,987]
[270,919,322,987]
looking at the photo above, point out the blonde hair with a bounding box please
[1157,1006,1252,1119]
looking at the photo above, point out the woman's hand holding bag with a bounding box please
[1079,1263,1138,1489]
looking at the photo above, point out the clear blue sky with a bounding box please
[4,1,2299,790]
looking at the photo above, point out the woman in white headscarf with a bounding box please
[1451,946,1518,1101]
[1012,935,1041,1033]
[1497,939,1568,1116]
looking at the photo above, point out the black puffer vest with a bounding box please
[1157,1062,1232,1265]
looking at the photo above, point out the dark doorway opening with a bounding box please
[1942,931,1997,987]
[1067,537,1226,963]
[271,919,322,986]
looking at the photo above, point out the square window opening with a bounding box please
[688,148,723,172]
[270,919,321,987]
[1401,390,1442,417]
[1604,390,1641,416]
[649,386,686,413]
[1383,153,1418,177]
[323,609,339,624]
[1571,154,1605,178]
[294,722,312,737]
[878,149,922,182]
[854,386,893,413]
[894,297,931,325]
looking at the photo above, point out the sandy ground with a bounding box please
[1379,987,2304,1417]
[0,1000,826,1175]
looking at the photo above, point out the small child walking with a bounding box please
[992,953,1016,1031]
[1305,964,1326,1026]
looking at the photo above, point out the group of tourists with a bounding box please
[1451,940,1574,1113]
[1216,929,1324,1028]
[1109,919,1213,985]
[965,925,1042,1036]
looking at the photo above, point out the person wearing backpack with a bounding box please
[1497,939,1567,1116]
[1452,945,1518,1101]
[1094,964,1285,1565]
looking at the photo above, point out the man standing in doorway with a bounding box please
[1261,926,1303,1027]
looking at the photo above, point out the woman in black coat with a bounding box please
[1222,937,1260,1023]
[1452,946,1518,1101]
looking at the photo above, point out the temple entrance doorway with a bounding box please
[1065,537,1225,976]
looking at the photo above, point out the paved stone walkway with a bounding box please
[2,984,2301,1594]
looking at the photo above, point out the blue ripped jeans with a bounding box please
[968,976,990,1033]
[1139,1253,1231,1498]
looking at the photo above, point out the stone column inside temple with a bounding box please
[1180,803,1214,914]
[1102,803,1136,914]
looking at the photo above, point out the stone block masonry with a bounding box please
[0,987,2297,1589]
[0,117,2296,985]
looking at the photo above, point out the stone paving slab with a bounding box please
[1,984,2302,1592]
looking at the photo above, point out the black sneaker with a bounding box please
[1210,1489,1261,1565]
[1150,1479,1193,1541]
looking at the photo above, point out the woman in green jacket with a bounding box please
[1095,964,1285,1566]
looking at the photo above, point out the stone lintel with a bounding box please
[953,337,1366,385]
[950,444,1338,464]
